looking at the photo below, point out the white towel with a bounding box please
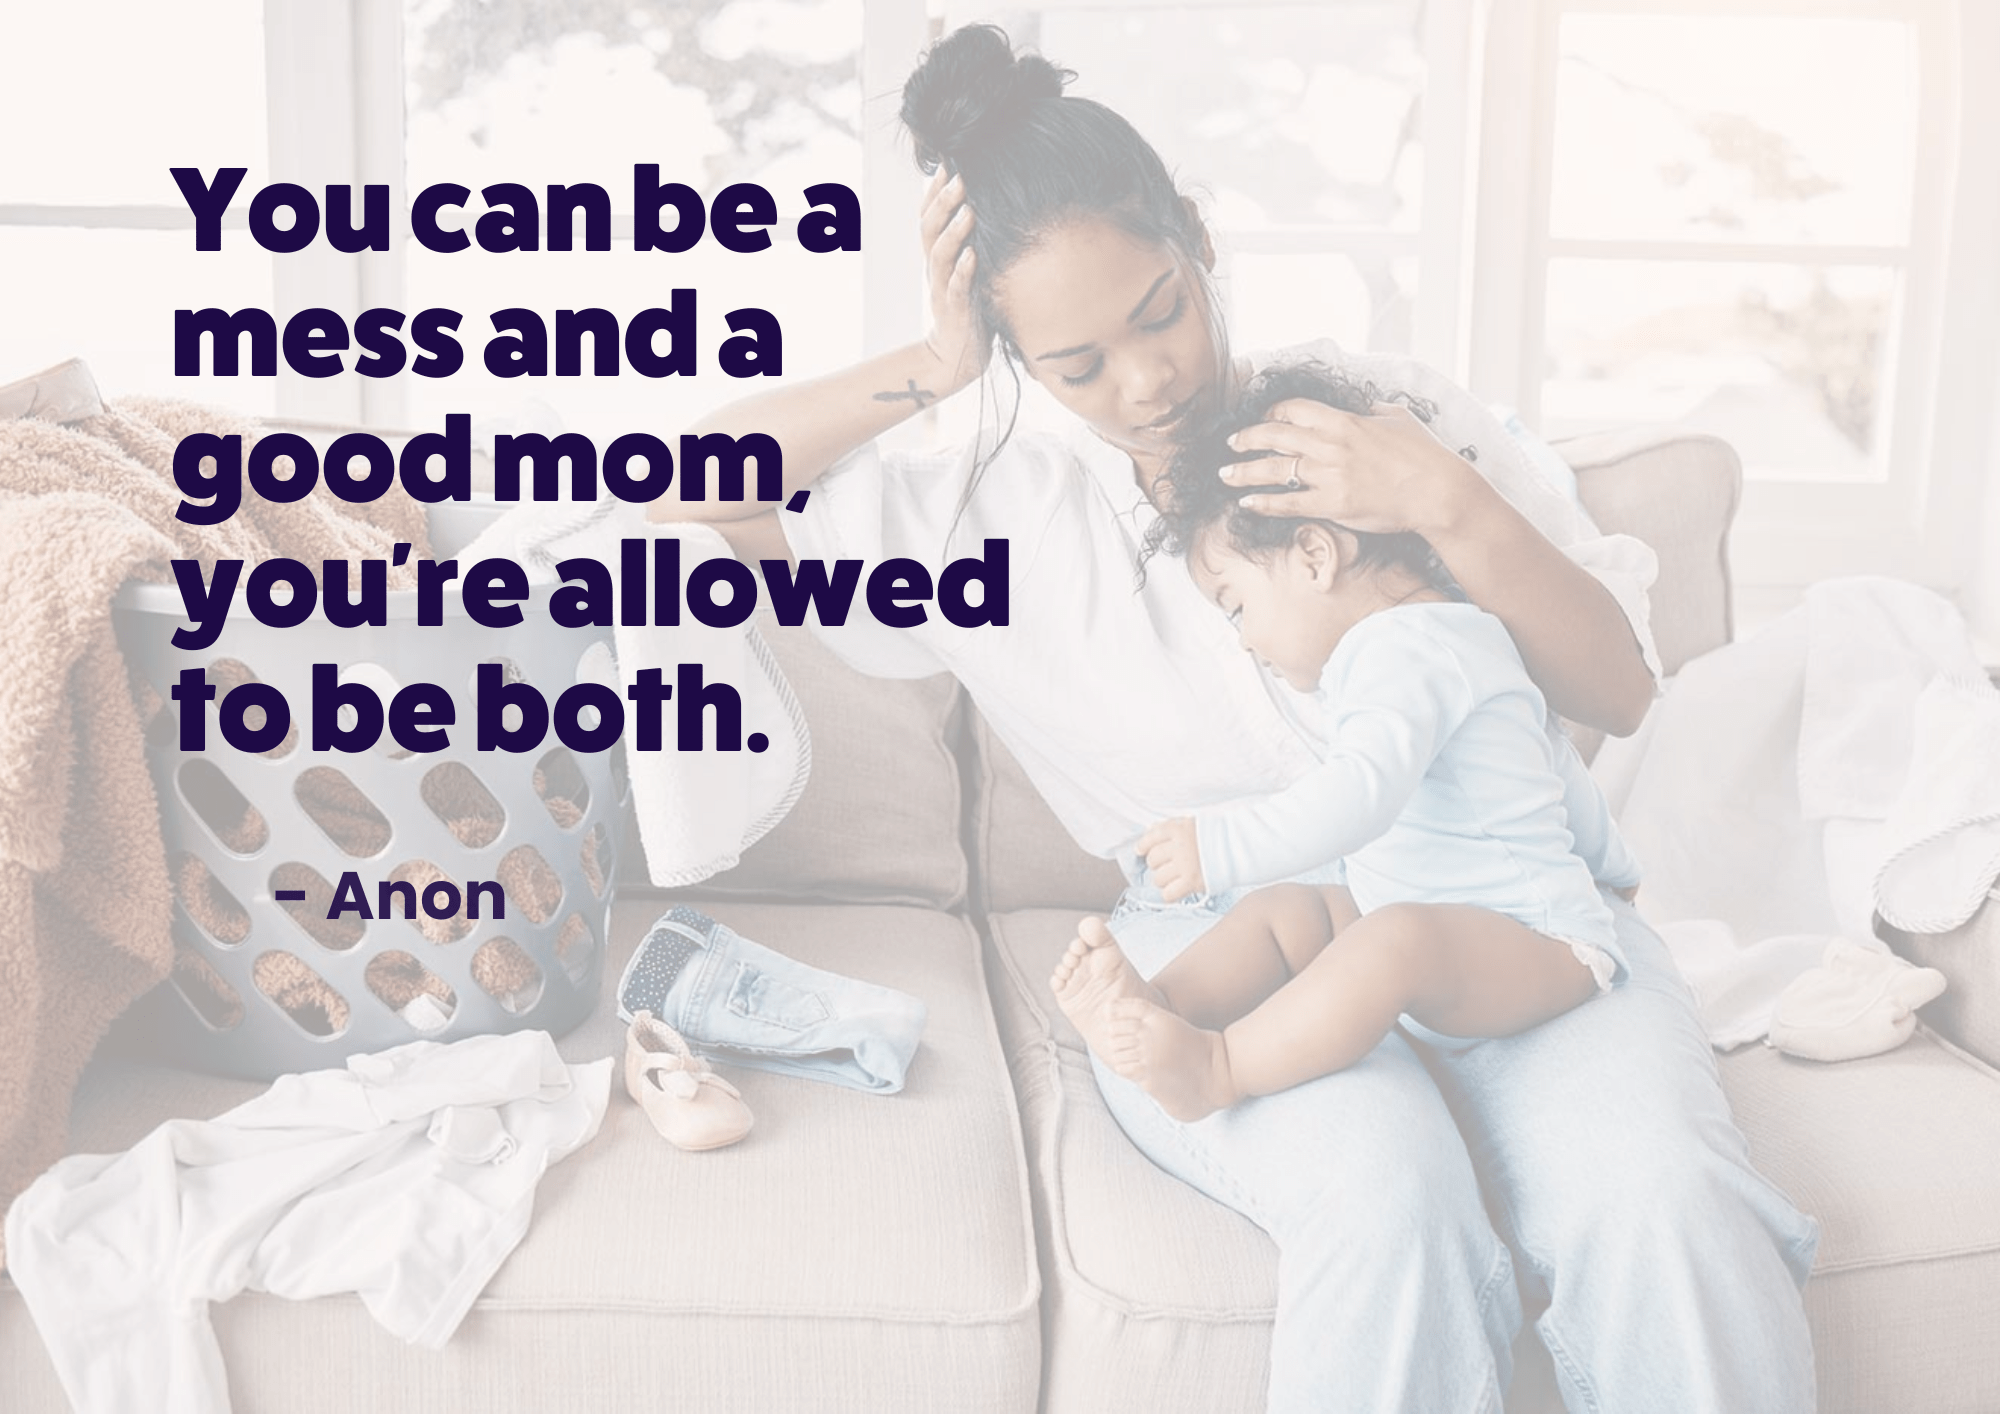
[1594,605,1844,944]
[458,500,811,888]
[612,522,811,886]
[1874,673,2000,934]
[1796,577,1983,820]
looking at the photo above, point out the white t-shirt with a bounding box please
[5,1032,611,1413]
[782,340,1661,872]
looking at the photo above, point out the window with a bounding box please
[0,0,277,417]
[1472,0,1998,614]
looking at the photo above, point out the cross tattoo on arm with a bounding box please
[874,379,936,409]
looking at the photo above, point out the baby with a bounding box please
[1053,363,1641,1121]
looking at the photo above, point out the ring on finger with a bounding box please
[1284,457,1303,491]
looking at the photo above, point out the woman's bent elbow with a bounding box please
[1555,655,1655,738]
[1600,668,1656,738]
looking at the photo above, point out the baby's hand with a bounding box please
[1137,817,1205,902]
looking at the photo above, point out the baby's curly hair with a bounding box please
[1141,362,1459,597]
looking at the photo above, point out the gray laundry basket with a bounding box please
[113,502,624,1080]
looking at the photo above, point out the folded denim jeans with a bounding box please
[616,906,927,1094]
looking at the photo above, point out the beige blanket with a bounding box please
[0,398,428,1267]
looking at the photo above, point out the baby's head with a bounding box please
[1148,362,1459,689]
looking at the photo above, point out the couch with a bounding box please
[4,427,1998,1413]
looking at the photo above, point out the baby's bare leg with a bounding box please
[1148,883,1354,1030]
[1113,903,1599,1121]
[1390,905,1604,1040]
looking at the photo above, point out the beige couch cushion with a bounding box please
[984,905,2000,1414]
[983,908,1273,1414]
[626,608,971,908]
[1719,1034,2000,1414]
[3,899,1039,1414]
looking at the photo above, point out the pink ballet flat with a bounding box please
[623,1011,754,1151]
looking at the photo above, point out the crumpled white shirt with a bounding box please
[4,1030,611,1414]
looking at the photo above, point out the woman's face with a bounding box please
[988,217,1224,474]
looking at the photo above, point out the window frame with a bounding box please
[1469,0,1997,607]
[0,0,408,427]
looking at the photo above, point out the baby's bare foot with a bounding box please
[1051,917,1161,1064]
[1105,998,1239,1123]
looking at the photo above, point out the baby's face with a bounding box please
[1187,531,1339,692]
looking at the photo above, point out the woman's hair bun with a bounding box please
[901,23,1070,173]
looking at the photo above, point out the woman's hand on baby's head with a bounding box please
[1221,398,1468,537]
[918,167,992,392]
[1137,817,1206,902]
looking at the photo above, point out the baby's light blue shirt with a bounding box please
[1195,601,1640,953]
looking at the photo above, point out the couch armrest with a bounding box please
[1878,895,2000,1067]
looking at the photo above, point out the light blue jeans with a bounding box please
[1095,885,1819,1414]
[617,906,928,1093]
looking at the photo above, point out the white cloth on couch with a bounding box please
[610,521,813,886]
[1649,921,1851,1050]
[3,1032,611,1414]
[1592,577,1982,1047]
[1873,673,2000,934]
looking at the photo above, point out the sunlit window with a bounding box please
[0,0,275,416]
[1468,0,1986,604]
[1539,12,1920,486]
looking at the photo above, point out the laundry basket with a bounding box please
[113,502,624,1080]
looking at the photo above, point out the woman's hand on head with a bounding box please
[650,166,998,524]
[1137,817,1206,903]
[1220,399,1475,536]
[919,168,992,394]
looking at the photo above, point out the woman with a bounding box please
[655,24,1818,1413]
